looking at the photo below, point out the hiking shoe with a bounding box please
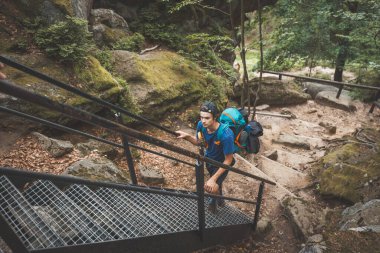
[208,203,217,214]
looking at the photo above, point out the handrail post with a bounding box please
[116,113,138,185]
[196,146,205,241]
[336,84,344,99]
[252,181,265,231]
[279,74,282,80]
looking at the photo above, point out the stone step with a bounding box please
[315,90,356,112]
[258,156,309,190]
[263,149,313,171]
[273,133,325,150]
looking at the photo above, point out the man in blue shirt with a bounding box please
[176,101,235,213]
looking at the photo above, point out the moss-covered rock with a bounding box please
[314,129,380,203]
[1,53,135,124]
[233,77,310,106]
[111,50,230,120]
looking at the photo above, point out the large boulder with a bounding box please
[1,54,133,124]
[33,132,73,157]
[303,82,350,99]
[63,157,130,183]
[111,50,229,120]
[282,197,328,240]
[315,129,380,203]
[315,91,356,112]
[89,8,130,46]
[13,0,94,24]
[76,139,119,159]
[234,77,310,106]
[340,199,380,232]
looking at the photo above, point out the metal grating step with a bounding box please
[96,188,168,236]
[129,189,198,232]
[65,184,142,239]
[0,176,66,250]
[23,180,113,245]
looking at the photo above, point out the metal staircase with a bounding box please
[0,55,276,252]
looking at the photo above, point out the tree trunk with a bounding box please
[333,43,348,82]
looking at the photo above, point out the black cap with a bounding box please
[200,101,218,116]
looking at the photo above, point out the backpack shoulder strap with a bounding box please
[216,123,229,142]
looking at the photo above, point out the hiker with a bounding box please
[176,101,235,213]
[0,62,6,79]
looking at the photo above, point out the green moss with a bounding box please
[74,56,118,92]
[316,129,380,203]
[320,163,366,202]
[52,0,74,15]
[103,27,129,45]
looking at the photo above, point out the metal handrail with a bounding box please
[262,70,380,91]
[0,55,177,136]
[0,79,276,185]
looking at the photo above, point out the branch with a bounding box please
[139,45,160,55]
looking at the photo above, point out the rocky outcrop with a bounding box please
[234,77,310,106]
[111,50,228,120]
[303,82,349,99]
[282,197,328,240]
[138,164,164,184]
[340,199,380,232]
[63,157,130,183]
[76,140,119,159]
[33,132,73,158]
[89,8,130,46]
[315,91,356,112]
[1,54,133,124]
[316,129,380,203]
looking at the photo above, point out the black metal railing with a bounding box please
[0,56,276,251]
[262,70,380,113]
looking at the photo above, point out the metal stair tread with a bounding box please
[23,180,114,245]
[0,176,66,250]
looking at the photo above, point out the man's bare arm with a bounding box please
[175,130,198,146]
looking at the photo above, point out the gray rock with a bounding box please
[299,244,325,253]
[280,108,297,119]
[39,0,66,24]
[76,140,118,159]
[315,91,356,112]
[138,164,164,184]
[263,150,278,161]
[255,217,272,235]
[256,104,270,111]
[340,199,380,231]
[283,197,328,240]
[33,132,73,158]
[274,133,311,150]
[33,206,79,239]
[303,82,341,99]
[64,157,130,183]
[307,234,323,243]
[318,122,337,135]
[72,0,93,19]
[348,225,380,233]
[90,8,129,29]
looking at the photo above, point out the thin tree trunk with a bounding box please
[333,42,348,82]
[240,0,250,112]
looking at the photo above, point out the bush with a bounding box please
[94,50,114,72]
[35,16,93,62]
[112,33,145,52]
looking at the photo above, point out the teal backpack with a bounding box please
[198,107,263,153]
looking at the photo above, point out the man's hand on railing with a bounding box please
[205,178,219,194]
[0,62,6,79]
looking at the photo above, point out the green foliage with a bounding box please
[94,50,114,72]
[202,72,229,110]
[112,33,145,52]
[180,33,236,80]
[264,0,380,77]
[35,16,93,62]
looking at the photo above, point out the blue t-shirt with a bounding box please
[196,121,234,164]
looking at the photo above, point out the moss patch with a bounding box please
[74,56,119,92]
[112,50,231,120]
[314,129,380,203]
[52,0,74,15]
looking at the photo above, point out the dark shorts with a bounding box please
[206,158,235,187]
